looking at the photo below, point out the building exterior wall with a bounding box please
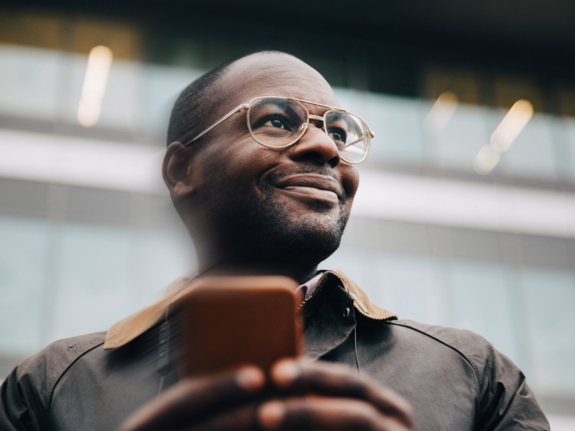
[1,7,574,426]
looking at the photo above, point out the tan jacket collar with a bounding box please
[321,270,397,321]
[103,269,397,350]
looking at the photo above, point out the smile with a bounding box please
[275,174,342,205]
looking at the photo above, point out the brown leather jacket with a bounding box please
[0,270,549,430]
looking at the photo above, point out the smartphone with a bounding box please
[176,275,302,377]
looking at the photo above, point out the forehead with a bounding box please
[216,54,339,115]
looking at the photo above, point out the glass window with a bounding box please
[49,224,135,342]
[427,102,489,170]
[0,44,60,121]
[133,229,196,305]
[521,268,575,397]
[0,217,49,354]
[366,93,425,164]
[447,261,518,363]
[47,223,196,344]
[375,253,445,326]
[140,65,204,134]
[97,58,141,130]
[60,53,141,130]
[320,247,369,289]
[496,112,557,180]
[564,117,575,182]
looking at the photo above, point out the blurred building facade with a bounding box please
[0,1,574,427]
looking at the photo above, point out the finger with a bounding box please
[186,404,259,431]
[121,366,265,431]
[270,360,413,427]
[258,397,411,431]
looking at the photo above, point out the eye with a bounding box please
[262,115,292,131]
[328,128,347,143]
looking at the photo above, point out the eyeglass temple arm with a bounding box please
[183,103,249,147]
[346,131,375,147]
[347,131,375,147]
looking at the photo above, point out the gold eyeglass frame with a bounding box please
[182,96,375,164]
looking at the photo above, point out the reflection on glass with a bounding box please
[424,91,459,135]
[473,99,534,175]
[490,100,534,152]
[77,45,113,127]
[474,144,501,174]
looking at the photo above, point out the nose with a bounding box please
[287,122,341,168]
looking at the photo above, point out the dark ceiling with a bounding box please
[3,0,575,72]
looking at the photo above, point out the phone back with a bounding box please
[177,276,301,376]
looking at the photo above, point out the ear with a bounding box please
[163,142,196,200]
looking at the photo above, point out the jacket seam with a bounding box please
[386,322,481,386]
[46,341,105,415]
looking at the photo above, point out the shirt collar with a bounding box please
[103,269,397,350]
[295,272,323,300]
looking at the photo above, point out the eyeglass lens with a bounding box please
[247,98,369,163]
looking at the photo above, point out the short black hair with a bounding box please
[166,60,232,146]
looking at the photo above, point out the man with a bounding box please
[0,52,548,431]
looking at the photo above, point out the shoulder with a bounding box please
[8,332,106,408]
[389,320,492,355]
[377,321,548,429]
[383,319,512,388]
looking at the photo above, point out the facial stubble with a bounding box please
[200,173,349,268]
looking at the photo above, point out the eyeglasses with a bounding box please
[183,96,374,164]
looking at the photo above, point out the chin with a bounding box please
[208,186,350,265]
[258,208,348,265]
[289,211,343,237]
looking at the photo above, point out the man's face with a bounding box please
[183,55,360,266]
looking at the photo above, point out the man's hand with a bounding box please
[121,366,267,431]
[259,359,414,431]
[121,360,414,431]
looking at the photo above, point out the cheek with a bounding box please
[341,167,360,202]
[201,137,275,194]
[226,146,271,186]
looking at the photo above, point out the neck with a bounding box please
[191,225,322,285]
[197,256,319,285]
